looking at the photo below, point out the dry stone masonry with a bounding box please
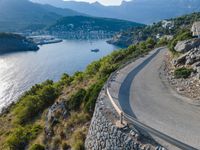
[85,87,162,150]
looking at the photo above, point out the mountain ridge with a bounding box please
[47,15,144,39]
[0,0,83,32]
[31,0,200,24]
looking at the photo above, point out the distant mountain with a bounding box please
[31,0,200,24]
[47,16,144,39]
[0,0,82,32]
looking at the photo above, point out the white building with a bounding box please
[162,20,174,30]
[191,21,200,38]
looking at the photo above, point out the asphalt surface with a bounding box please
[118,48,200,149]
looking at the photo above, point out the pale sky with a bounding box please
[64,0,131,6]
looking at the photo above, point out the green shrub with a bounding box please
[59,73,72,86]
[14,95,41,124]
[98,57,117,78]
[13,84,58,124]
[84,80,104,113]
[85,61,101,76]
[73,72,85,83]
[168,29,192,52]
[6,125,42,150]
[37,85,58,106]
[157,37,169,46]
[146,37,156,48]
[29,144,45,150]
[139,41,147,50]
[68,89,86,110]
[174,67,193,78]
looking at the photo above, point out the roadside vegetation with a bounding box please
[0,37,163,150]
[115,12,200,47]
[168,29,193,53]
[174,67,194,79]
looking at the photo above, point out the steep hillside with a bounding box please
[31,0,200,24]
[0,0,82,32]
[0,36,161,150]
[0,33,39,53]
[108,12,200,47]
[47,16,144,39]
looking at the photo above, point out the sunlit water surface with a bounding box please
[0,39,119,110]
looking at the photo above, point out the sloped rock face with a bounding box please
[166,38,200,102]
[173,46,200,80]
[173,47,200,65]
[107,33,138,47]
[174,38,200,53]
[45,101,68,140]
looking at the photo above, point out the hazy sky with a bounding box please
[64,0,131,6]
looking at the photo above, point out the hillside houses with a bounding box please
[162,20,174,29]
[191,21,200,38]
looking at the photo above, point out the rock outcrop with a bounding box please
[166,38,200,102]
[174,46,200,71]
[45,101,68,141]
[107,33,136,47]
[174,38,200,53]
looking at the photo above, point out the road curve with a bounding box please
[118,48,200,149]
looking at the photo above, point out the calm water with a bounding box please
[0,39,119,110]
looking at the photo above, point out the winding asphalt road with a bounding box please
[118,48,200,149]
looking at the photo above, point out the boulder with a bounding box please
[192,61,200,69]
[196,73,200,79]
[174,46,200,66]
[186,58,195,65]
[175,38,200,53]
[173,52,189,66]
[196,67,200,73]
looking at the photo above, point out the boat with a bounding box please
[91,49,100,52]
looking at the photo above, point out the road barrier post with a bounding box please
[120,112,124,125]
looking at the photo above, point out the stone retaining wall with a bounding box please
[85,88,157,150]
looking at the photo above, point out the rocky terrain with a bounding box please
[108,12,200,47]
[164,37,200,102]
[0,33,39,54]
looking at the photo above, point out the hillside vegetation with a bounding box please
[48,16,144,33]
[109,12,200,47]
[0,33,39,53]
[0,37,162,150]
[47,16,144,39]
[0,0,82,32]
